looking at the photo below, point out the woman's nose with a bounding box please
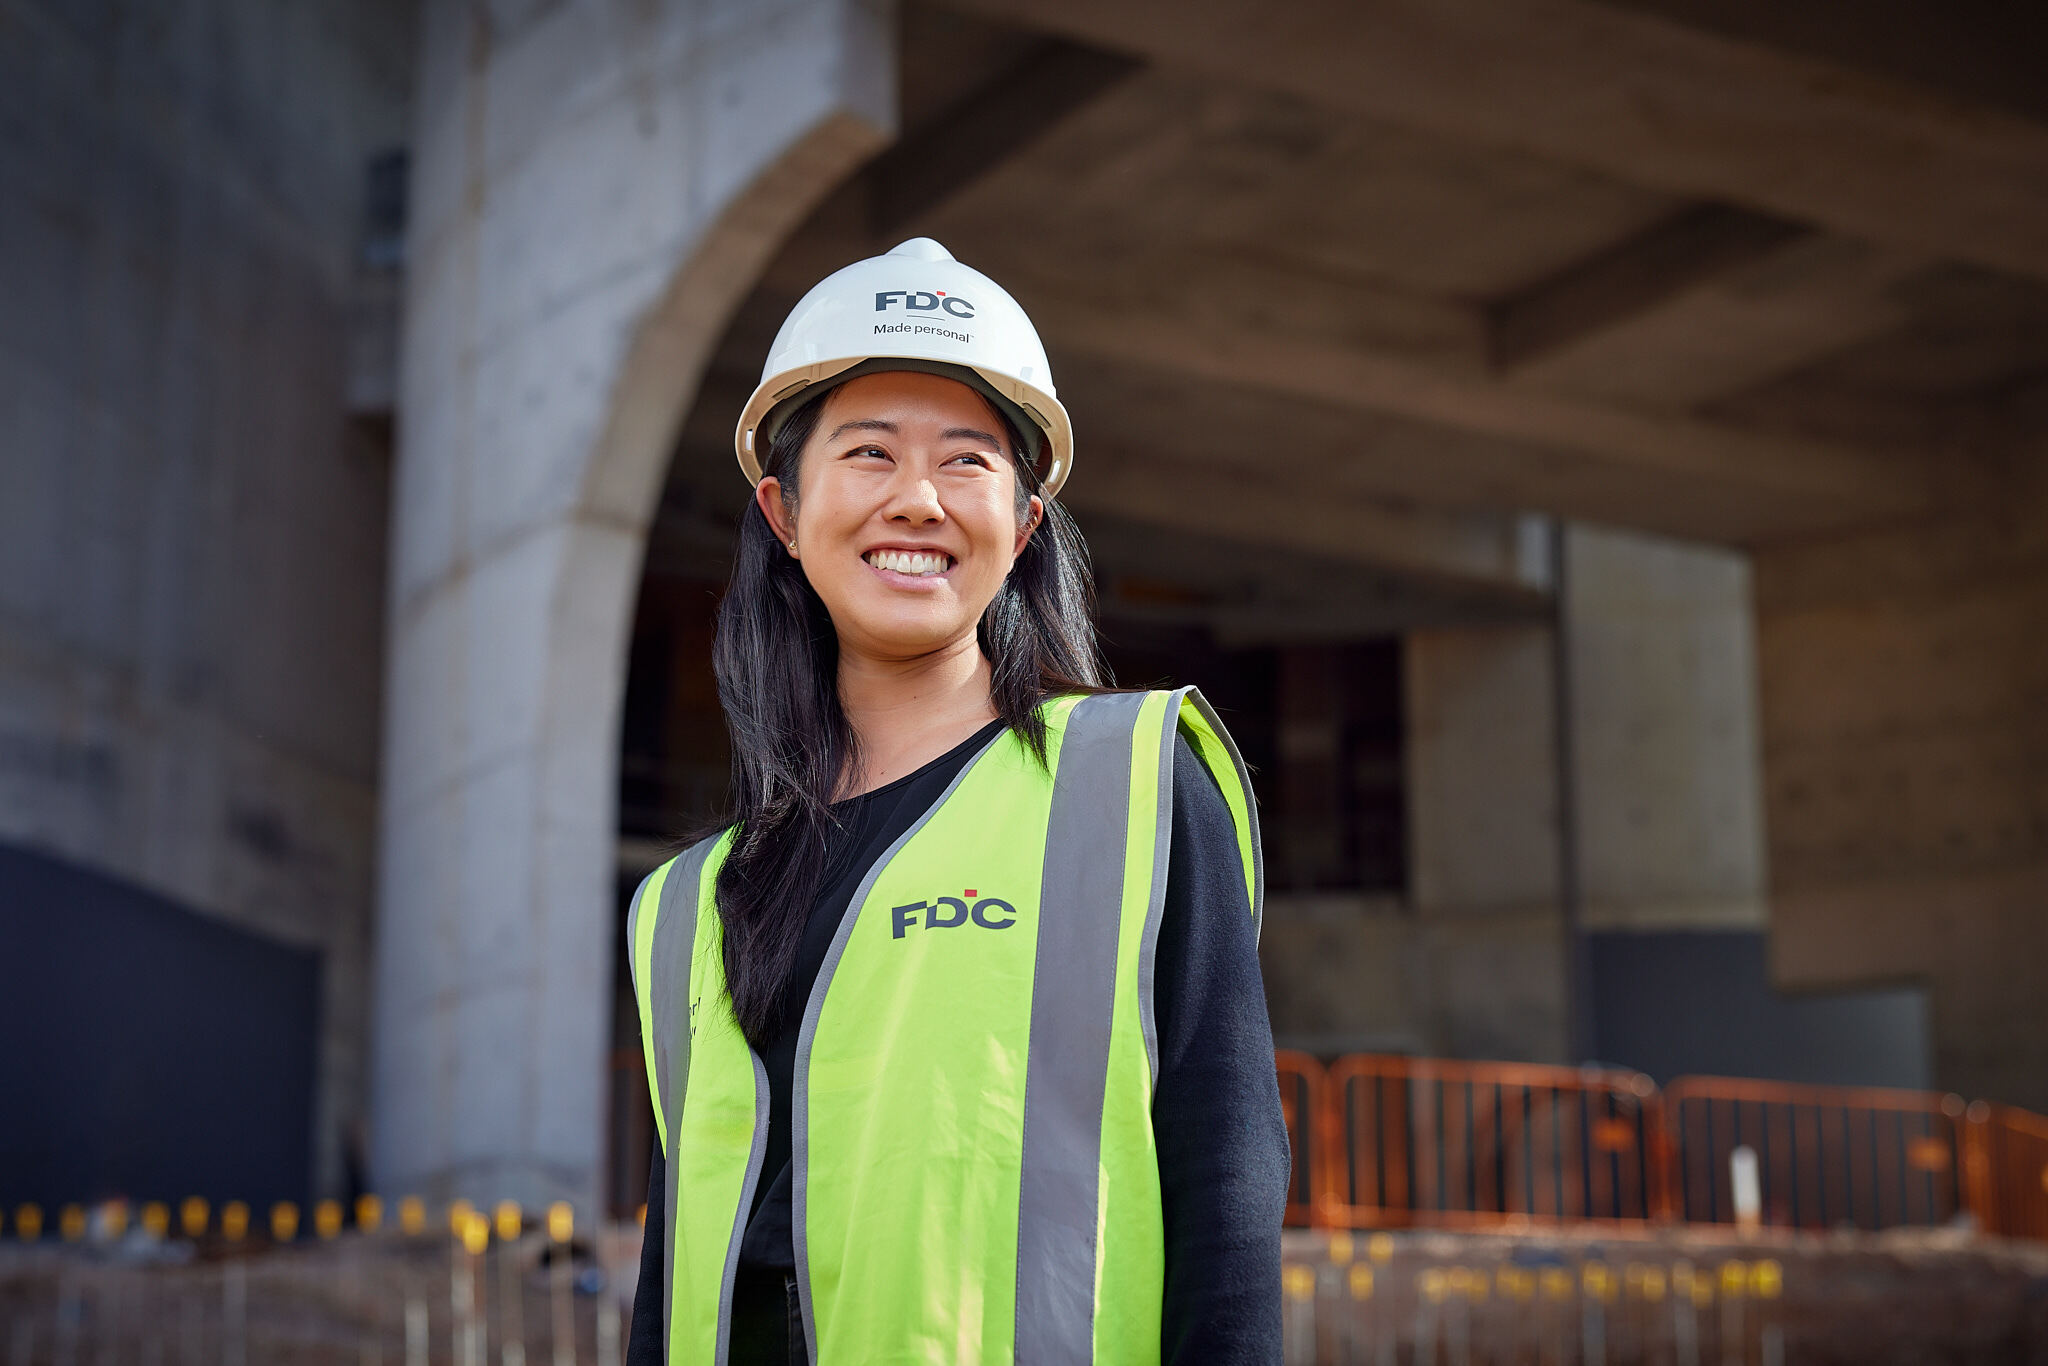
[882,468,944,521]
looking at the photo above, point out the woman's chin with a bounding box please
[837,612,979,662]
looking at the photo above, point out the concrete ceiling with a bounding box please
[651,0,2048,637]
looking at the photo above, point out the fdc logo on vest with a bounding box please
[874,289,977,320]
[891,890,1016,939]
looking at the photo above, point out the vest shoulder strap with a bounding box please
[625,830,727,1157]
[1161,686,1264,941]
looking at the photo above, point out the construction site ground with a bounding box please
[1,1222,2045,1363]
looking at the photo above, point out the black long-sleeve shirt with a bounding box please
[627,721,1289,1363]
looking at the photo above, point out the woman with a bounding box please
[624,239,1289,1365]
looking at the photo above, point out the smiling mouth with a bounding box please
[863,549,954,577]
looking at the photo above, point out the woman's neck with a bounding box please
[836,634,998,800]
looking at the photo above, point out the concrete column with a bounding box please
[371,0,895,1213]
[1405,623,1569,1063]
[1564,525,1768,931]
[1398,524,1768,1065]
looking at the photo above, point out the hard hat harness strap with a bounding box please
[756,357,1047,478]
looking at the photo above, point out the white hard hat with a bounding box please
[734,238,1074,497]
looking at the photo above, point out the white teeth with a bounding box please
[867,550,949,576]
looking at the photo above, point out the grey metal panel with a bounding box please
[790,730,1009,1364]
[1014,689,1148,1365]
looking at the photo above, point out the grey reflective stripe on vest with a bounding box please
[1014,690,1150,1364]
[791,728,1008,1364]
[714,1053,771,1366]
[624,872,655,1069]
[650,836,715,1366]
[1136,689,1184,1087]
[1136,685,1263,1086]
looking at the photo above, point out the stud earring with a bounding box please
[788,539,798,551]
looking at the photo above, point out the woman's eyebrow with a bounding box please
[828,418,1003,450]
[827,418,897,440]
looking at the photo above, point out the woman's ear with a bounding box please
[1014,494,1044,557]
[756,477,798,555]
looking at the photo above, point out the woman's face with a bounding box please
[758,370,1042,663]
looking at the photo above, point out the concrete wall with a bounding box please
[371,0,896,1214]
[0,0,415,1197]
[1754,499,2048,1111]
[1404,622,1571,1063]
[1260,622,1574,1064]
[1263,525,1774,1070]
[1259,893,1427,1056]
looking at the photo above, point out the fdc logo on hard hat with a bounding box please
[874,290,977,320]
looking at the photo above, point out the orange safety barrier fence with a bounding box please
[1274,1050,1324,1228]
[1319,1054,1665,1230]
[609,1039,2048,1242]
[1662,1076,1966,1232]
[10,1049,2045,1246]
[1965,1101,2048,1240]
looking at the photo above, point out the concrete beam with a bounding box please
[1501,235,1930,411]
[1083,514,1546,645]
[935,0,2048,283]
[1069,445,1552,601]
[1489,204,1809,372]
[1600,0,2048,127]
[869,38,1141,235]
[1009,249,1934,535]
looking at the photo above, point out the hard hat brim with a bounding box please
[735,355,1073,499]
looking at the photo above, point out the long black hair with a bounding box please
[707,383,1108,1049]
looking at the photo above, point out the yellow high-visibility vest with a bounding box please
[627,688,1260,1364]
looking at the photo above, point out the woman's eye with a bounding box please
[948,452,993,468]
[848,445,889,460]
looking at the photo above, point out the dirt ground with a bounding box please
[1277,1224,2048,1366]
[3,1222,2045,1363]
[0,1222,642,1366]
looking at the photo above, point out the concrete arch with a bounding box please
[578,111,892,534]
[370,0,895,1215]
